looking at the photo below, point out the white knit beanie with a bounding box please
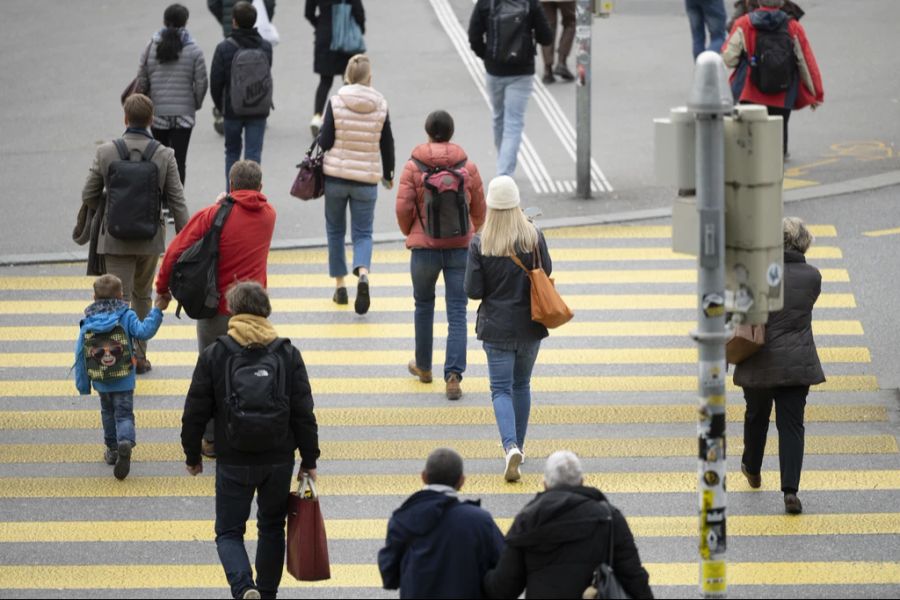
[486,176,520,210]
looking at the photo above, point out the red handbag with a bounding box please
[290,139,325,200]
[286,475,331,581]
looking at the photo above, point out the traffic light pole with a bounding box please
[575,0,592,199]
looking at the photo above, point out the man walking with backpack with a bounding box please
[80,93,190,374]
[469,0,553,177]
[210,1,274,189]
[182,281,319,600]
[396,111,486,401]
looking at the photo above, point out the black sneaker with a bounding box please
[355,274,370,315]
[542,71,556,85]
[104,447,118,466]
[333,287,348,305]
[554,63,576,81]
[114,441,133,480]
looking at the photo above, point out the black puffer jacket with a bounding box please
[483,485,653,599]
[734,250,826,388]
[465,230,551,343]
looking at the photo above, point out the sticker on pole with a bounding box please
[701,560,727,595]
[767,262,783,287]
[702,293,725,318]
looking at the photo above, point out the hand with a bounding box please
[216,191,229,203]
[810,103,820,111]
[154,293,171,311]
[299,468,317,482]
[186,463,203,476]
[381,178,393,190]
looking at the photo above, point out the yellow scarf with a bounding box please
[227,314,278,347]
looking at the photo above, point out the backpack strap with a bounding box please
[140,140,161,162]
[599,500,616,564]
[174,199,234,319]
[226,37,241,50]
[217,335,243,355]
[112,139,130,161]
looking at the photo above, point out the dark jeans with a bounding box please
[411,248,468,381]
[315,74,335,115]
[215,462,294,599]
[99,390,136,448]
[742,385,808,494]
[152,127,193,185]
[541,1,576,68]
[224,117,267,190]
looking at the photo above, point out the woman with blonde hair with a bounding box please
[318,54,395,315]
[465,176,552,482]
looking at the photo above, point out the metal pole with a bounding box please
[687,51,733,599]
[575,0,592,199]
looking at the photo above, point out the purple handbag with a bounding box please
[291,139,325,201]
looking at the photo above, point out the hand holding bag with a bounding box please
[510,246,573,329]
[726,323,766,365]
[286,474,331,581]
[290,139,325,201]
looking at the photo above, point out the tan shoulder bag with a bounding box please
[510,247,574,329]
[726,324,766,364]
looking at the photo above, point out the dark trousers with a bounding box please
[766,105,791,155]
[215,462,295,599]
[152,127,193,185]
[541,1,576,69]
[315,74,335,115]
[742,385,808,494]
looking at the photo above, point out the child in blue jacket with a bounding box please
[75,274,168,480]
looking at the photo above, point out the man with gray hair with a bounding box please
[484,451,653,599]
[378,448,505,598]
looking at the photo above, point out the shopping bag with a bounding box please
[253,0,280,46]
[330,0,365,54]
[286,475,331,581]
[510,249,574,329]
[726,323,766,365]
[290,139,325,200]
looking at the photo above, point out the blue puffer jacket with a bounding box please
[74,300,163,395]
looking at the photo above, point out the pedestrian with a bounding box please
[80,93,190,374]
[75,274,170,480]
[157,160,276,459]
[396,110,487,400]
[209,0,275,38]
[484,451,654,599]
[464,176,551,482]
[210,1,274,189]
[727,0,804,32]
[305,0,366,137]
[539,0,577,84]
[469,0,553,177]
[181,281,320,600]
[136,3,208,186]
[319,54,394,315]
[378,448,505,599]
[685,0,728,60]
[721,0,823,158]
[734,217,825,515]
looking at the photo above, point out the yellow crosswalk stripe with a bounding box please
[0,512,893,543]
[542,224,838,239]
[0,470,897,498]
[0,347,871,369]
[0,374,878,397]
[0,435,892,464]
[0,404,885,431]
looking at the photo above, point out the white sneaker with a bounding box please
[504,446,523,482]
[241,589,261,600]
[310,113,323,137]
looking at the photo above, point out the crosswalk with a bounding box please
[0,222,898,597]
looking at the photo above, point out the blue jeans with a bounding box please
[99,391,135,449]
[215,462,294,599]
[484,340,541,452]
[224,117,266,190]
[486,74,534,176]
[685,0,727,59]
[411,248,468,380]
[324,177,377,278]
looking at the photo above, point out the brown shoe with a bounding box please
[784,493,803,514]
[741,463,761,489]
[201,439,216,458]
[446,373,462,401]
[135,358,152,375]
[408,360,432,383]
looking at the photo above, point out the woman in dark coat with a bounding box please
[733,217,825,515]
[305,0,366,136]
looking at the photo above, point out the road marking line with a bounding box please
[863,226,900,238]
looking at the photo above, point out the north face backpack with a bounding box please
[105,139,161,241]
[412,158,470,239]
[169,198,234,320]
[219,336,291,453]
[82,325,134,382]
[487,0,533,65]
[227,38,273,117]
[750,21,796,94]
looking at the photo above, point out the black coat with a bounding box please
[468,0,554,77]
[209,28,274,119]
[465,230,551,343]
[305,0,366,76]
[734,250,826,388]
[484,486,653,599]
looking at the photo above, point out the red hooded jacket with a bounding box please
[395,142,486,250]
[156,190,276,315]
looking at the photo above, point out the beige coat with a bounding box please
[81,131,190,255]
[323,84,388,184]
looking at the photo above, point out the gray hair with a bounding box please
[424,448,464,487]
[783,216,814,254]
[544,450,584,488]
[229,160,263,191]
[226,281,271,317]
[759,0,784,7]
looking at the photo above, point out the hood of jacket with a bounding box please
[411,142,469,169]
[82,300,130,333]
[750,7,790,30]
[228,189,270,212]
[506,485,608,550]
[227,314,279,346]
[389,490,466,540]
[230,27,264,48]
[336,84,384,115]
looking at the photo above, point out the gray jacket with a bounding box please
[733,250,826,388]
[137,30,208,120]
[81,131,190,256]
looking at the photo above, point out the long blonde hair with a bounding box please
[480,208,538,257]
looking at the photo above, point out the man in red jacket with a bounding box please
[157,160,276,456]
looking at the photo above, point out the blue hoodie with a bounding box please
[74,300,163,395]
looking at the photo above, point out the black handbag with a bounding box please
[584,502,631,600]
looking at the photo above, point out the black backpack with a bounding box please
[219,336,291,453]
[412,158,470,239]
[487,0,533,65]
[169,198,234,320]
[105,139,161,241]
[750,21,796,94]
[227,38,273,117]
